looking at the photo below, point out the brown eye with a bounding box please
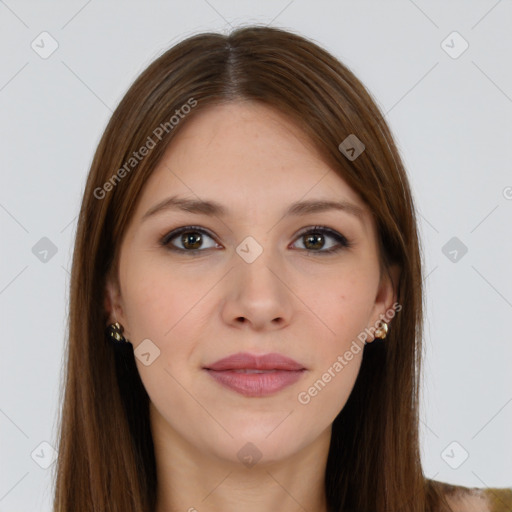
[161,226,219,253]
[181,232,203,250]
[303,233,325,250]
[291,226,351,254]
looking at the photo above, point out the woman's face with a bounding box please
[106,100,397,466]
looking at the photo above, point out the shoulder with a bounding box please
[432,480,512,512]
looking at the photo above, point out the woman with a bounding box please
[52,25,511,511]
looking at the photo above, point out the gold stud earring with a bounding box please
[106,322,129,345]
[374,320,389,340]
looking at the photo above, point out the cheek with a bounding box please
[304,270,377,345]
[293,270,374,408]
[121,256,209,343]
[123,281,176,343]
[295,289,367,424]
[122,265,210,411]
[296,351,362,424]
[120,259,219,393]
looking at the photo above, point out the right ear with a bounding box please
[104,275,124,326]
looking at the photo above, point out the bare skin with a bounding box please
[105,100,399,512]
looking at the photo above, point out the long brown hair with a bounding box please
[53,25,453,512]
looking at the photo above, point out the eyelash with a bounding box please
[159,225,352,256]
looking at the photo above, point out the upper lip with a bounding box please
[204,352,306,371]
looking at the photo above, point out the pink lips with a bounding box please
[203,352,306,397]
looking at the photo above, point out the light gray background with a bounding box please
[1,1,511,510]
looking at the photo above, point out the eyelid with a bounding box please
[160,225,219,250]
[290,225,351,253]
[160,224,351,254]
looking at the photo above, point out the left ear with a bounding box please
[369,263,401,332]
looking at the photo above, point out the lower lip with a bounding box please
[204,369,305,397]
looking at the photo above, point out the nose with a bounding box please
[221,250,293,332]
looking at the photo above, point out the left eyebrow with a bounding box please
[141,195,366,224]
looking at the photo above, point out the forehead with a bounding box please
[134,101,372,230]
[162,100,333,180]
